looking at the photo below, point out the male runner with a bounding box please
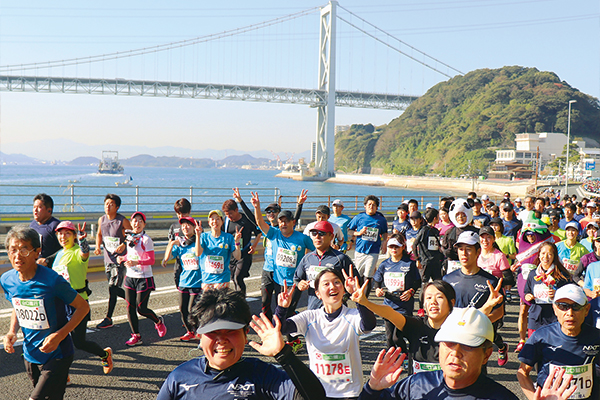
[94,194,132,329]
[30,193,61,267]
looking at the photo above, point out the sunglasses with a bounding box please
[554,302,586,312]
[309,230,328,237]
[265,209,279,214]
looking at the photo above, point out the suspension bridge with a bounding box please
[0,1,463,177]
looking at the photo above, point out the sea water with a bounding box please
[0,165,447,214]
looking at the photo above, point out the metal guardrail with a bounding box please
[0,184,281,214]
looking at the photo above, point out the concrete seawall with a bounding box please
[278,171,535,197]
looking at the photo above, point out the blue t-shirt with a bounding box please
[199,232,235,285]
[392,219,410,235]
[373,256,421,314]
[172,243,202,288]
[559,218,582,234]
[157,356,297,400]
[519,322,600,399]
[502,217,522,240]
[329,214,352,251]
[261,224,279,272]
[348,212,388,254]
[359,369,518,400]
[266,228,314,286]
[1,266,77,364]
[443,268,503,309]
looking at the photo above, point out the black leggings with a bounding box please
[125,288,159,334]
[70,307,105,358]
[179,292,199,333]
[261,269,276,320]
[107,285,125,319]
[231,256,252,297]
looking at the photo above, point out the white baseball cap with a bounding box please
[435,307,494,347]
[332,199,344,206]
[565,222,579,231]
[454,231,480,247]
[387,238,403,248]
[426,203,433,209]
[554,284,588,306]
[481,194,490,201]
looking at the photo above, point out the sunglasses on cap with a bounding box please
[309,230,328,237]
[554,302,586,312]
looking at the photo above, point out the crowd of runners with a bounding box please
[2,188,600,399]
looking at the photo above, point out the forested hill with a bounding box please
[334,66,600,177]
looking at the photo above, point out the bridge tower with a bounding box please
[314,0,337,178]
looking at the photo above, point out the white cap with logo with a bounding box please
[435,307,494,347]
[554,284,588,306]
[454,231,480,247]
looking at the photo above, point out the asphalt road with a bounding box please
[0,258,530,400]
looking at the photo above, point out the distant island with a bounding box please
[1,152,276,169]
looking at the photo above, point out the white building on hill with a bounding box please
[495,132,567,168]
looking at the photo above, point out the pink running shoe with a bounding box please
[155,316,167,338]
[180,331,196,342]
[126,334,142,346]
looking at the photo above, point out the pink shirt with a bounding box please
[477,248,510,278]
[435,221,454,236]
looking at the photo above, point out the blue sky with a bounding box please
[0,0,598,157]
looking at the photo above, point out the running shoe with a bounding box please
[515,340,526,353]
[497,344,509,366]
[155,316,167,338]
[180,331,196,342]
[505,290,512,303]
[101,347,113,374]
[66,375,72,386]
[96,317,113,329]
[417,308,425,318]
[287,338,303,354]
[126,334,143,346]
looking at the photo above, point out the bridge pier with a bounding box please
[315,1,337,178]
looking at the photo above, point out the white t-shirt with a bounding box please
[125,233,155,279]
[290,305,366,398]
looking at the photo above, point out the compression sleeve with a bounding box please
[358,304,377,332]
[138,250,155,266]
[274,306,298,335]
[275,345,327,400]
[239,199,258,225]
[293,203,303,227]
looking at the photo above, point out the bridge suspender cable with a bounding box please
[0,7,320,73]
[337,4,464,78]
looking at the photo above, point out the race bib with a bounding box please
[384,272,405,292]
[593,278,600,292]
[533,283,552,304]
[127,254,143,274]
[307,265,328,288]
[104,236,120,253]
[413,360,441,373]
[447,260,461,274]
[276,248,297,269]
[205,255,225,274]
[549,363,593,399]
[562,258,578,273]
[362,227,379,242]
[52,263,70,283]
[181,252,199,271]
[427,236,439,251]
[521,263,537,280]
[12,298,49,330]
[311,352,353,384]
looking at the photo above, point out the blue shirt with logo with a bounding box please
[348,212,389,254]
[199,232,236,285]
[1,266,77,365]
[266,228,314,286]
[443,268,502,309]
[172,242,202,289]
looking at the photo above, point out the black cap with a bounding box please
[409,211,422,219]
[277,210,294,221]
[265,203,281,213]
[502,202,514,211]
[479,226,494,237]
[490,217,503,226]
[316,205,331,215]
[397,204,409,212]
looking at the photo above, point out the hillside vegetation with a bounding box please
[335,66,600,177]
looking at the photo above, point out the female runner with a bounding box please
[523,242,572,336]
[275,268,376,399]
[117,212,166,346]
[53,221,113,374]
[350,279,502,375]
